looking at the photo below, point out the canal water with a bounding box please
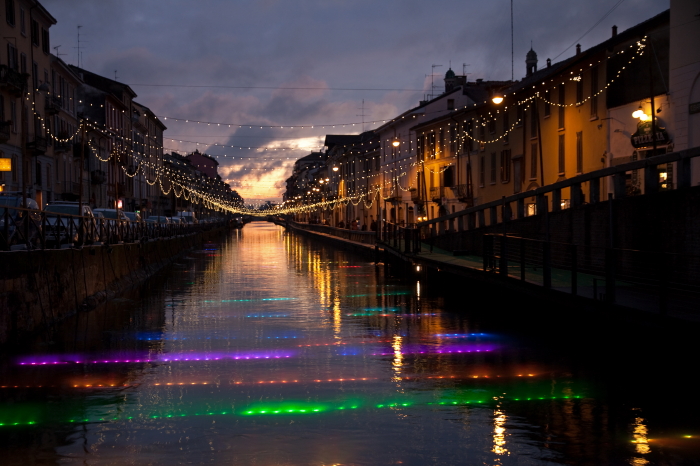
[1,222,699,465]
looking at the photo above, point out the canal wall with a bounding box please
[0,228,227,345]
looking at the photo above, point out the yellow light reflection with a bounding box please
[630,416,650,464]
[392,335,403,382]
[416,281,420,299]
[492,404,509,456]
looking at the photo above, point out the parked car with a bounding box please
[44,202,96,245]
[0,193,42,248]
[176,211,198,224]
[93,208,131,242]
[123,211,142,223]
[145,215,171,225]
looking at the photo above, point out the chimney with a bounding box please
[576,44,581,55]
[547,58,551,68]
[612,25,617,37]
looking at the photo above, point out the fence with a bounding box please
[483,233,700,315]
[420,147,700,238]
[0,205,226,250]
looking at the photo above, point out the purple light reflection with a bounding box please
[17,350,296,366]
[372,343,498,356]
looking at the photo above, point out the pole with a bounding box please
[536,98,544,187]
[79,122,85,242]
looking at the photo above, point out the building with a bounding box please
[0,0,56,205]
[409,12,669,218]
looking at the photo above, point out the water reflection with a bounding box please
[0,222,698,465]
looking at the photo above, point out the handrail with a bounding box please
[419,146,700,226]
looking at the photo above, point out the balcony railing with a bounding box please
[45,95,62,115]
[54,139,73,153]
[455,184,473,206]
[0,65,27,96]
[27,136,48,155]
[410,188,423,204]
[91,169,107,185]
[430,186,444,201]
[0,121,11,142]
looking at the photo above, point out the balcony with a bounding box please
[430,186,443,202]
[0,121,11,143]
[91,169,107,185]
[27,136,48,155]
[455,184,474,206]
[54,139,73,153]
[0,65,27,97]
[45,95,62,115]
[410,188,424,204]
[382,186,401,201]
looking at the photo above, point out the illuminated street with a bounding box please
[1,222,698,465]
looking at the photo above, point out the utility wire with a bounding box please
[552,0,627,61]
[127,84,425,92]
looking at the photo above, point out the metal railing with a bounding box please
[419,147,700,236]
[483,233,700,315]
[0,205,226,251]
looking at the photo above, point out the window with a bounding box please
[447,99,454,110]
[443,166,454,187]
[503,112,509,144]
[500,149,511,182]
[19,7,25,35]
[7,43,18,70]
[576,78,583,105]
[479,155,485,186]
[490,152,497,184]
[590,66,598,117]
[32,61,38,90]
[41,28,50,54]
[416,134,424,161]
[438,128,445,157]
[467,120,475,152]
[10,101,17,132]
[558,134,566,174]
[576,131,583,173]
[516,104,524,126]
[31,19,39,46]
[544,90,551,117]
[5,0,15,26]
[449,125,457,156]
[20,52,26,74]
[530,106,538,138]
[488,117,495,134]
[530,143,538,179]
[558,85,565,129]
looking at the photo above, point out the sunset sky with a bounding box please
[42,0,669,203]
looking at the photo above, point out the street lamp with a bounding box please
[491,92,504,105]
[392,137,400,147]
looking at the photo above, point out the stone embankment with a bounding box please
[0,227,227,345]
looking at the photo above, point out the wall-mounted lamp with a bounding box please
[491,92,504,105]
[392,137,400,147]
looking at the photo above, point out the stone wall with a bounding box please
[0,228,226,345]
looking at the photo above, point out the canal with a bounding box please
[1,221,699,465]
